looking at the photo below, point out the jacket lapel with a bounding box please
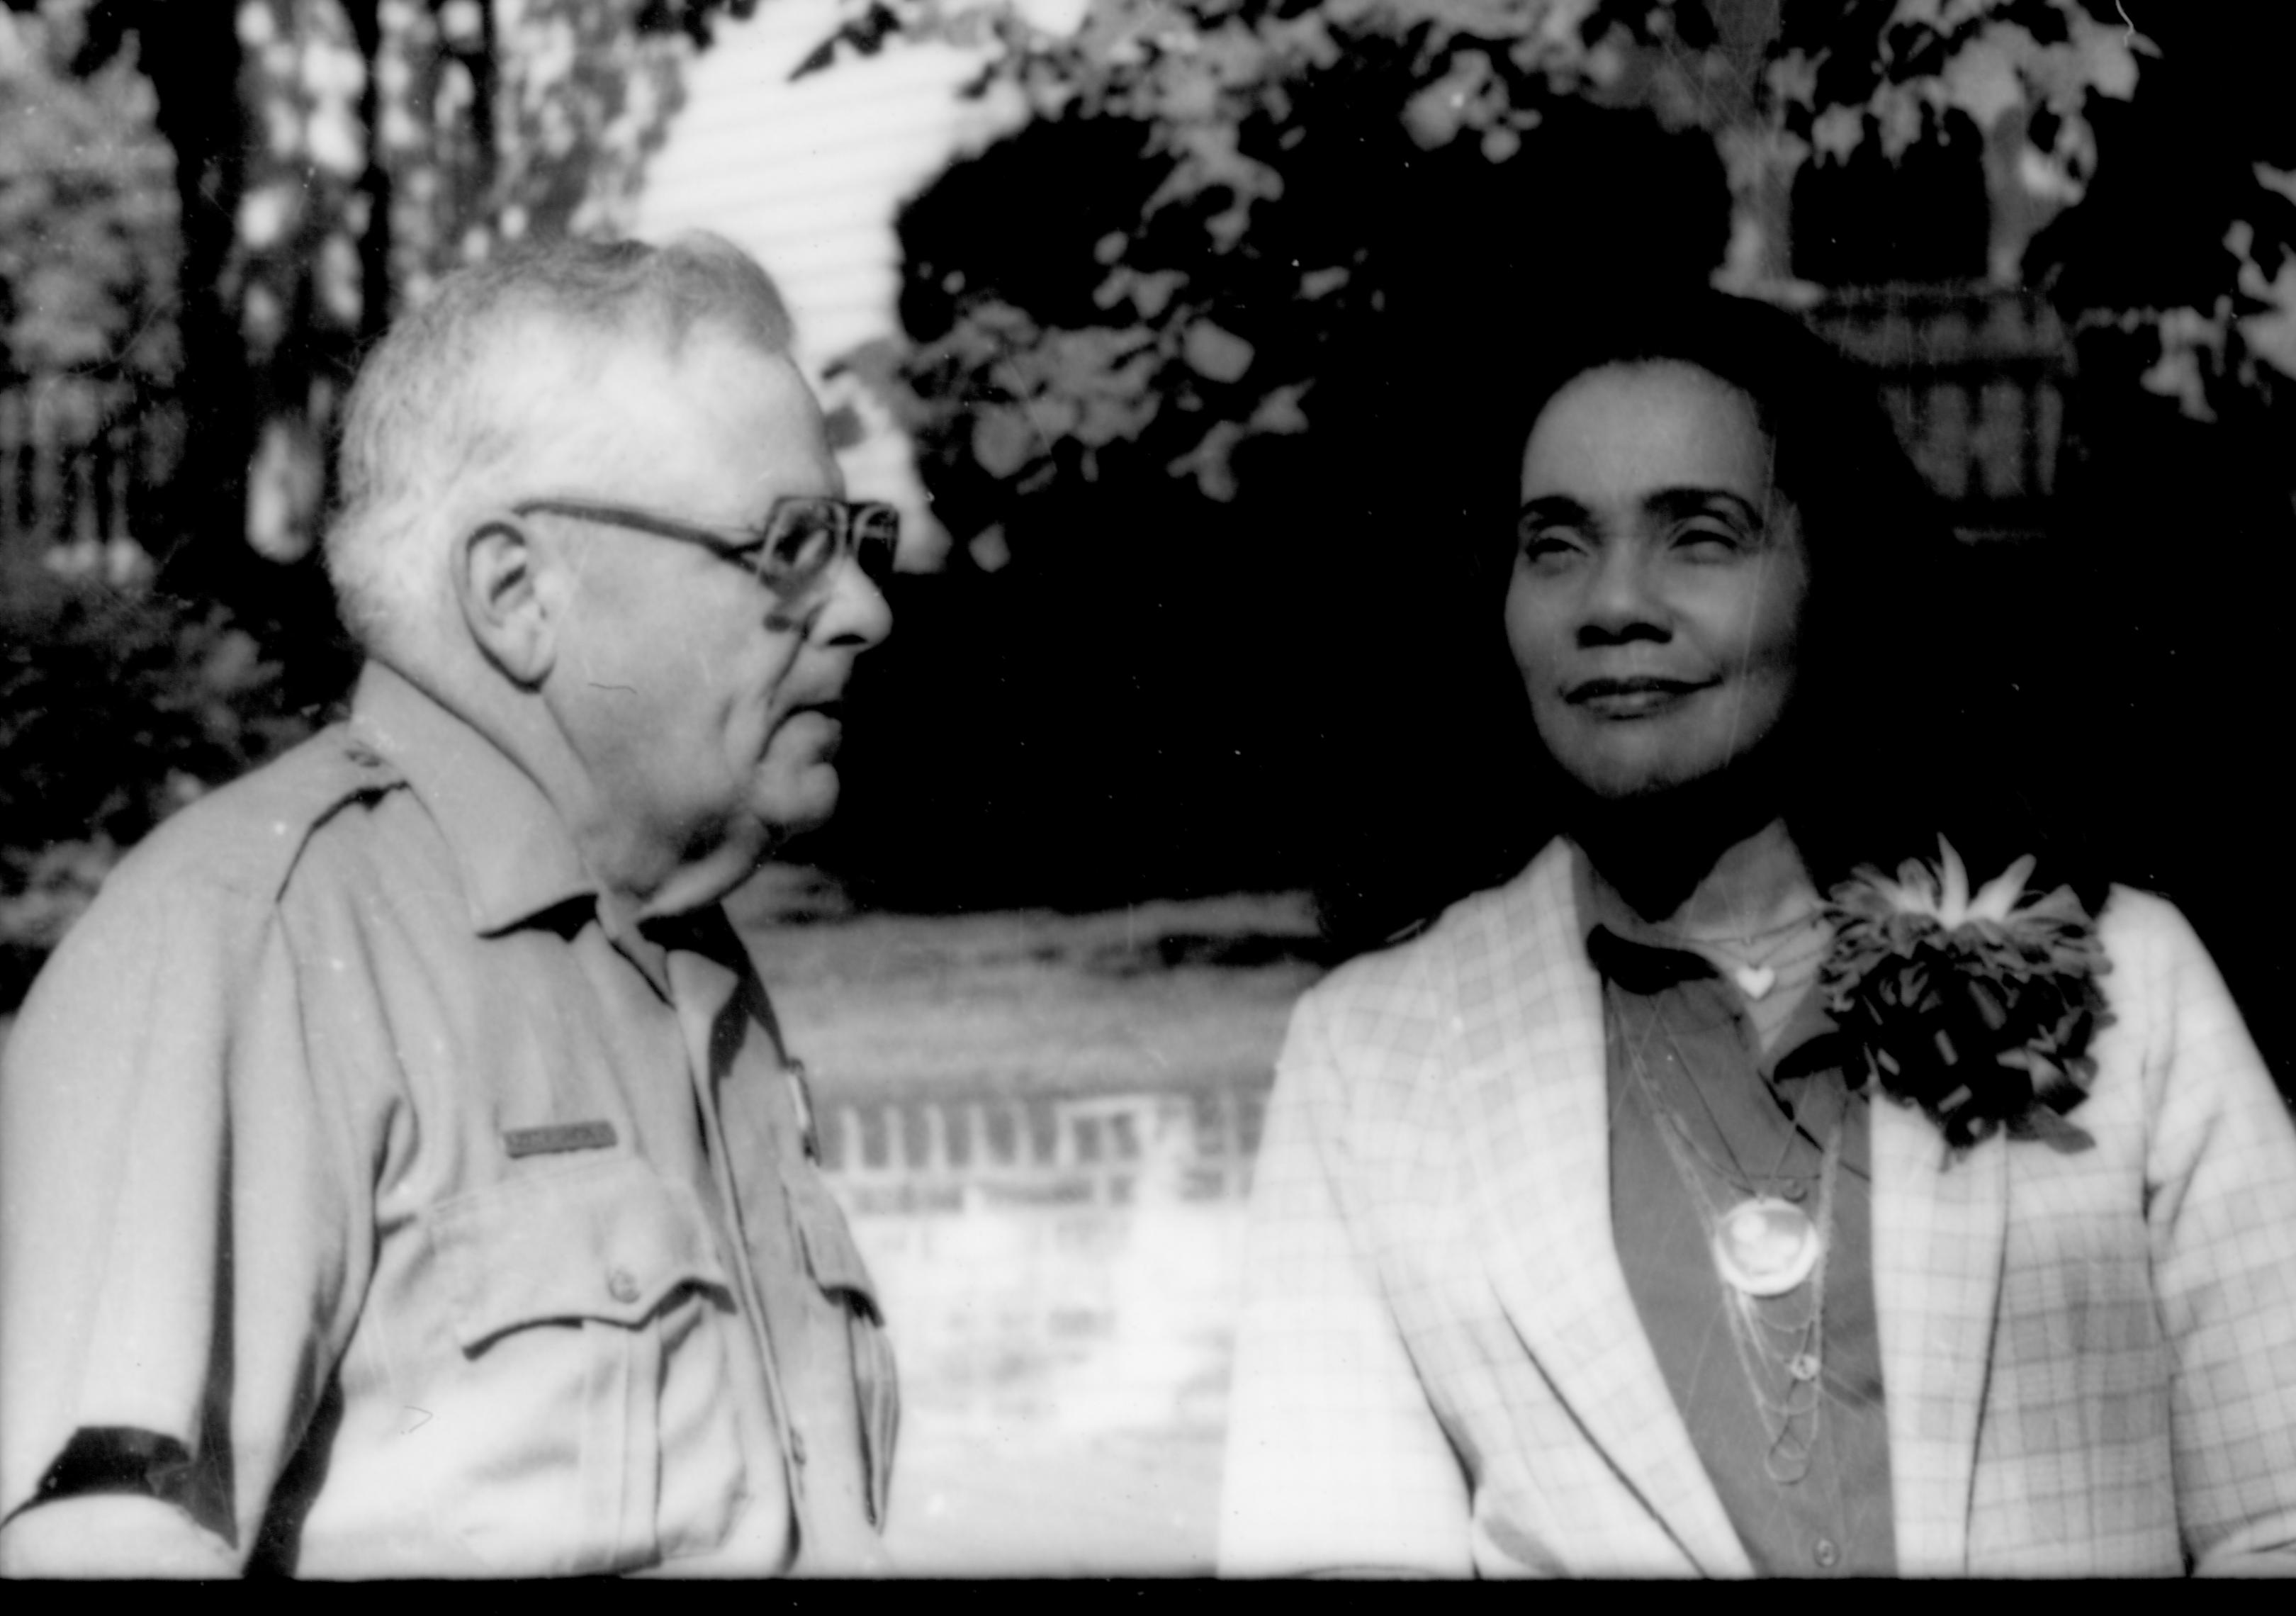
[1456,842,1752,1577]
[1869,1093,2010,1576]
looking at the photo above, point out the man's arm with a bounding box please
[1,1496,238,1579]
[1,824,368,1574]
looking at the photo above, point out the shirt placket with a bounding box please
[1595,915,1894,1576]
[659,945,811,1562]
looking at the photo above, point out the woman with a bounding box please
[1217,292,2296,1577]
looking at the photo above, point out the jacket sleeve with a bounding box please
[1217,978,1473,1577]
[2124,894,2296,1574]
[0,841,368,1573]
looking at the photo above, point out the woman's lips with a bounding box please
[1565,677,1711,719]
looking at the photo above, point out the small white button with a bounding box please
[1814,1537,1840,1568]
[607,1268,641,1304]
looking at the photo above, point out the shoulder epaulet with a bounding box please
[99,722,410,907]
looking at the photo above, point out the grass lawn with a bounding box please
[736,888,1332,1103]
[740,887,1332,1573]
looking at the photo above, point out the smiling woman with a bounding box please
[1507,361,1810,807]
[1217,291,2296,1578]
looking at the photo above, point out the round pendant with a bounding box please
[1713,1196,1823,1296]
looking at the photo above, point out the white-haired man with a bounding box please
[0,235,898,1576]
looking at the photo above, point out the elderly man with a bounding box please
[0,235,897,1576]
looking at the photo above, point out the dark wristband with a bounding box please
[32,1427,197,1509]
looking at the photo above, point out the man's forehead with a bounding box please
[478,315,826,490]
[483,311,786,402]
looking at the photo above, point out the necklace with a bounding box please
[1636,1008,1813,1198]
[1660,902,1828,1001]
[1683,902,1823,950]
[1699,920,1825,1001]
[1618,994,1845,1482]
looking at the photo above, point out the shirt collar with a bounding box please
[1569,838,1847,1082]
[349,661,597,936]
[1571,842,1718,989]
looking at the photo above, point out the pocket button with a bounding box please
[607,1267,641,1304]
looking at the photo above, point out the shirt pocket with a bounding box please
[785,1167,899,1530]
[429,1157,746,1575]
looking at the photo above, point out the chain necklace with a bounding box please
[1628,1004,1813,1202]
[1651,894,1828,1002]
[1681,901,1823,950]
[1697,916,1828,1002]
[1618,994,1844,1483]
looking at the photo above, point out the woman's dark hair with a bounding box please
[1462,288,2104,911]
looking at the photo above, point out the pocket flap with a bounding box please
[434,1158,735,1353]
[785,1169,883,1323]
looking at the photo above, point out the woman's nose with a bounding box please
[1577,542,1668,644]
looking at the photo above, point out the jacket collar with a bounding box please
[348,661,597,936]
[1452,838,1752,1576]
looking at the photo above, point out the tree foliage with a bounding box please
[809,0,2296,551]
[0,21,175,388]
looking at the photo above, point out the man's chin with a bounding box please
[753,764,841,843]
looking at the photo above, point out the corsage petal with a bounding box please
[1936,838,1971,928]
[1822,839,2110,1157]
[1971,854,2037,924]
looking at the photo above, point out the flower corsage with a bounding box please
[1820,840,2112,1155]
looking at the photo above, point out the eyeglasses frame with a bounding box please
[510,494,898,612]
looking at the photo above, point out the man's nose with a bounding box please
[811,554,893,651]
[1577,541,1668,644]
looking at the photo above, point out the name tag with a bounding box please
[502,1121,619,1158]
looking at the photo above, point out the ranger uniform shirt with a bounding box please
[0,661,896,1576]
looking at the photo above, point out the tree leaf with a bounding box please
[1940,24,2027,133]
[1181,318,1252,382]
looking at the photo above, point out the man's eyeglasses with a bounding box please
[513,495,899,605]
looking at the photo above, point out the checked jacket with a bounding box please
[1218,838,2296,1577]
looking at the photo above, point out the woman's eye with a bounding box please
[1672,520,1750,554]
[1518,527,1586,564]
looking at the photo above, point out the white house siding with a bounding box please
[634,0,1032,566]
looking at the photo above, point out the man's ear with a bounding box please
[454,518,556,685]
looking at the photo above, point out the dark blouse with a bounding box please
[1580,858,1896,1576]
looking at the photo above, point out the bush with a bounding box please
[0,561,335,1007]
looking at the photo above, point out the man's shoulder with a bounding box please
[99,722,410,913]
[4,724,422,1089]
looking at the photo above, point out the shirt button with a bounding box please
[607,1268,641,1304]
[1813,1537,1840,1569]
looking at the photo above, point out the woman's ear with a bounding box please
[454,517,556,686]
